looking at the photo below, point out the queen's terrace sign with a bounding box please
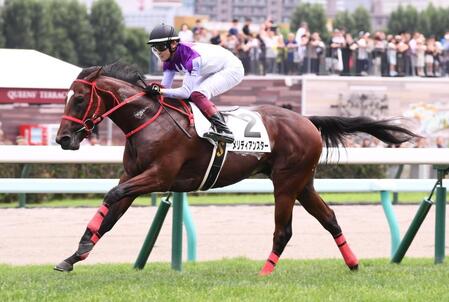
[0,88,68,104]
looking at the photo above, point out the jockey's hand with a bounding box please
[144,84,161,96]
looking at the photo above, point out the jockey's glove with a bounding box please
[144,84,161,96]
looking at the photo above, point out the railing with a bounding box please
[0,146,448,267]
[0,145,448,164]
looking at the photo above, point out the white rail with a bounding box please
[0,178,446,194]
[0,145,448,165]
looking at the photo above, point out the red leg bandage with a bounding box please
[260,252,280,276]
[334,233,358,269]
[87,204,109,238]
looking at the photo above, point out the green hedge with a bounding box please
[316,164,386,179]
[0,163,386,204]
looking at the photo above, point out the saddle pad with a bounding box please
[191,104,271,153]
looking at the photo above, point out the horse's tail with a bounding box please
[308,116,419,149]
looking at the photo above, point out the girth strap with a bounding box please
[198,141,228,191]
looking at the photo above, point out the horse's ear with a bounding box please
[85,66,103,82]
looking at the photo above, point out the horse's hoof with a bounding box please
[54,261,73,272]
[349,264,359,271]
[259,266,275,276]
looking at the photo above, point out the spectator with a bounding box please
[307,32,325,74]
[273,27,286,74]
[209,30,222,45]
[297,33,309,74]
[192,19,203,35]
[248,34,262,75]
[327,29,345,74]
[396,34,409,76]
[237,33,252,74]
[371,32,385,76]
[435,136,446,148]
[441,32,449,76]
[178,24,194,42]
[242,18,252,38]
[15,135,28,145]
[284,32,299,75]
[295,22,309,46]
[387,34,397,76]
[223,33,239,55]
[195,27,210,43]
[361,137,372,147]
[342,32,357,76]
[402,32,413,76]
[88,134,100,146]
[425,35,442,77]
[256,24,268,75]
[409,32,420,76]
[356,32,370,76]
[416,34,426,76]
[0,128,12,145]
[261,28,278,74]
[228,19,239,36]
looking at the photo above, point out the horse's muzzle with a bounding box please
[55,135,80,150]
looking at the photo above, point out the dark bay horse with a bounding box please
[55,62,417,274]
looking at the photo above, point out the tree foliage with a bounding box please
[388,4,449,38]
[290,3,328,40]
[90,0,127,65]
[418,4,446,38]
[352,6,371,35]
[122,27,150,74]
[0,0,151,71]
[0,6,4,47]
[2,0,36,49]
[45,1,77,63]
[46,0,97,66]
[333,11,354,34]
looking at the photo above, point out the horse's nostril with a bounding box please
[56,135,71,148]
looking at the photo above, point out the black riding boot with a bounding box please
[204,112,234,144]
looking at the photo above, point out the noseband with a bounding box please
[62,78,193,138]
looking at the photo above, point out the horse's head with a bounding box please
[56,66,105,150]
[56,62,155,149]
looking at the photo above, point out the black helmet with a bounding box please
[147,23,180,45]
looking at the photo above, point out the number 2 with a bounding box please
[238,113,261,138]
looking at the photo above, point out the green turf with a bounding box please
[0,259,448,301]
[0,191,442,208]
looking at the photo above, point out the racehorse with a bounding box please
[55,62,418,274]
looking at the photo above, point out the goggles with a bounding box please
[151,43,169,52]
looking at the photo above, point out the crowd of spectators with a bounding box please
[2,19,449,146]
[169,18,449,77]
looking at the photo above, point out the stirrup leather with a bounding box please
[204,130,234,144]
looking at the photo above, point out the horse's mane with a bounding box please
[77,62,146,88]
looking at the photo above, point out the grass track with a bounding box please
[1,258,448,301]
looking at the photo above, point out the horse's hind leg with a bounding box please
[260,192,296,276]
[298,182,358,270]
[54,195,135,272]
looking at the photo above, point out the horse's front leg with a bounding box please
[54,167,170,272]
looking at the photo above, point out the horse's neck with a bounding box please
[100,83,157,136]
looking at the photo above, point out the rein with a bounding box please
[62,79,194,138]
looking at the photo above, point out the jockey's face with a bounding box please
[157,47,171,61]
[152,41,178,62]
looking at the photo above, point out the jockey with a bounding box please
[146,23,244,144]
